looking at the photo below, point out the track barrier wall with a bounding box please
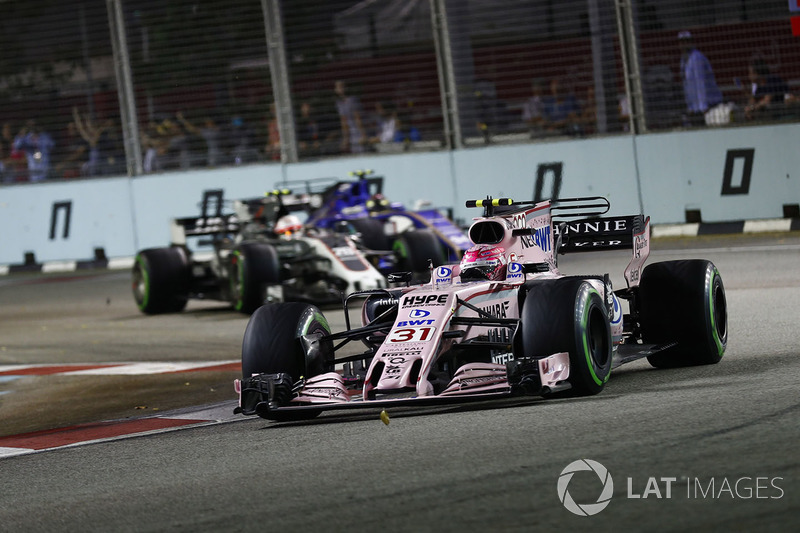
[1,123,798,266]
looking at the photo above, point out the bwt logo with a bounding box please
[533,226,552,252]
[408,309,430,318]
[557,459,614,517]
[434,266,452,284]
[507,262,523,279]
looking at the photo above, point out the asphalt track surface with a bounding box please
[1,233,799,531]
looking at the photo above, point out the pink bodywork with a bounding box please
[624,216,651,288]
[238,200,642,409]
[320,201,568,404]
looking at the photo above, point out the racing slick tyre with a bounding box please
[639,260,727,368]
[349,217,391,251]
[132,247,190,314]
[241,303,332,420]
[392,229,445,272]
[520,278,612,396]
[230,242,280,314]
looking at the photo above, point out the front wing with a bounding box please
[235,352,572,419]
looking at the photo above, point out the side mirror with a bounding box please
[387,271,413,286]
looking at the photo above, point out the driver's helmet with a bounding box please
[459,244,507,281]
[366,193,389,212]
[274,214,303,236]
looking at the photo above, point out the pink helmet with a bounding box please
[459,244,507,281]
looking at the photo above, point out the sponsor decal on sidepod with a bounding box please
[507,262,523,281]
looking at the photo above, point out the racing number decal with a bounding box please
[721,149,754,196]
[388,327,436,343]
[534,162,563,202]
[49,201,72,240]
[201,189,224,217]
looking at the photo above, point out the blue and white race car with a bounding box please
[283,170,472,273]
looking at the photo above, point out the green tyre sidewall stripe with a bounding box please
[579,287,608,387]
[708,267,726,358]
[231,250,245,312]
[135,254,150,311]
[393,239,408,259]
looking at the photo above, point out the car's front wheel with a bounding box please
[519,278,612,395]
[241,303,332,420]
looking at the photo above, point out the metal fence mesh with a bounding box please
[0,0,798,183]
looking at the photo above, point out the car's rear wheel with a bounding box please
[349,217,390,250]
[230,242,280,314]
[241,303,331,420]
[519,278,612,395]
[393,229,445,272]
[132,247,190,314]
[639,260,727,367]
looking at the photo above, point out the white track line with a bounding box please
[63,361,240,375]
[743,219,792,233]
[0,361,239,376]
[41,261,78,273]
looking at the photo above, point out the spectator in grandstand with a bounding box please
[54,120,87,179]
[579,85,597,135]
[368,101,399,146]
[745,57,789,121]
[678,30,722,127]
[265,103,281,161]
[296,100,321,158]
[12,120,54,182]
[167,118,193,170]
[334,80,366,154]
[392,106,422,145]
[229,115,258,165]
[541,77,581,136]
[618,94,631,132]
[177,112,221,167]
[71,106,113,177]
[0,122,15,183]
[97,119,125,176]
[4,124,27,182]
[522,78,546,139]
[141,120,167,173]
[316,98,344,156]
[474,79,505,142]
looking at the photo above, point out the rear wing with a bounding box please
[169,190,296,246]
[556,214,648,253]
[547,197,650,288]
[277,173,384,205]
[170,214,240,245]
[555,212,650,289]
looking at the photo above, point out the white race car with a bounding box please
[132,191,385,314]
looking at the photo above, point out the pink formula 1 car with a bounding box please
[235,196,728,421]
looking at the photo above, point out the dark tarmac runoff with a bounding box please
[0,232,799,531]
